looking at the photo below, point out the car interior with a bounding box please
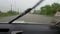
[0,0,60,34]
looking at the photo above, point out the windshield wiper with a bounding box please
[9,0,44,24]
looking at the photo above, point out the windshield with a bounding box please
[0,0,60,24]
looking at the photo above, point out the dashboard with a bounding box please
[0,23,58,34]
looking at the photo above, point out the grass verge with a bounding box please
[0,13,19,18]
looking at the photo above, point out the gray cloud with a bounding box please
[0,0,60,12]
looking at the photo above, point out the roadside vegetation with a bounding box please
[0,10,19,17]
[31,3,60,16]
[0,3,60,17]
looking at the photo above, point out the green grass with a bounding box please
[0,13,19,18]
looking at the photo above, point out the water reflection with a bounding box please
[13,20,25,23]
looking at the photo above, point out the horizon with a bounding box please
[0,0,60,12]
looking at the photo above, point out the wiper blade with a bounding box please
[9,8,32,24]
[32,0,44,9]
[9,0,44,24]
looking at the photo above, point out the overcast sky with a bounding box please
[0,0,60,12]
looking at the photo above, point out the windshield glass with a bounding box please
[0,0,60,24]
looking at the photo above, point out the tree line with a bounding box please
[0,10,19,17]
[33,3,60,16]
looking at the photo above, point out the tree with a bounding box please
[40,5,53,15]
[0,11,2,13]
[52,3,60,11]
[40,3,60,16]
[7,10,19,14]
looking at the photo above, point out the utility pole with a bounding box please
[18,8,19,12]
[17,8,20,14]
[12,0,16,11]
[11,3,12,11]
[10,0,13,11]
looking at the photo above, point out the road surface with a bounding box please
[0,14,53,24]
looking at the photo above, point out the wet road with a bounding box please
[0,14,53,24]
[0,14,60,34]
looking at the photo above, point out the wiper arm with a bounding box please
[9,0,44,24]
[9,8,32,24]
